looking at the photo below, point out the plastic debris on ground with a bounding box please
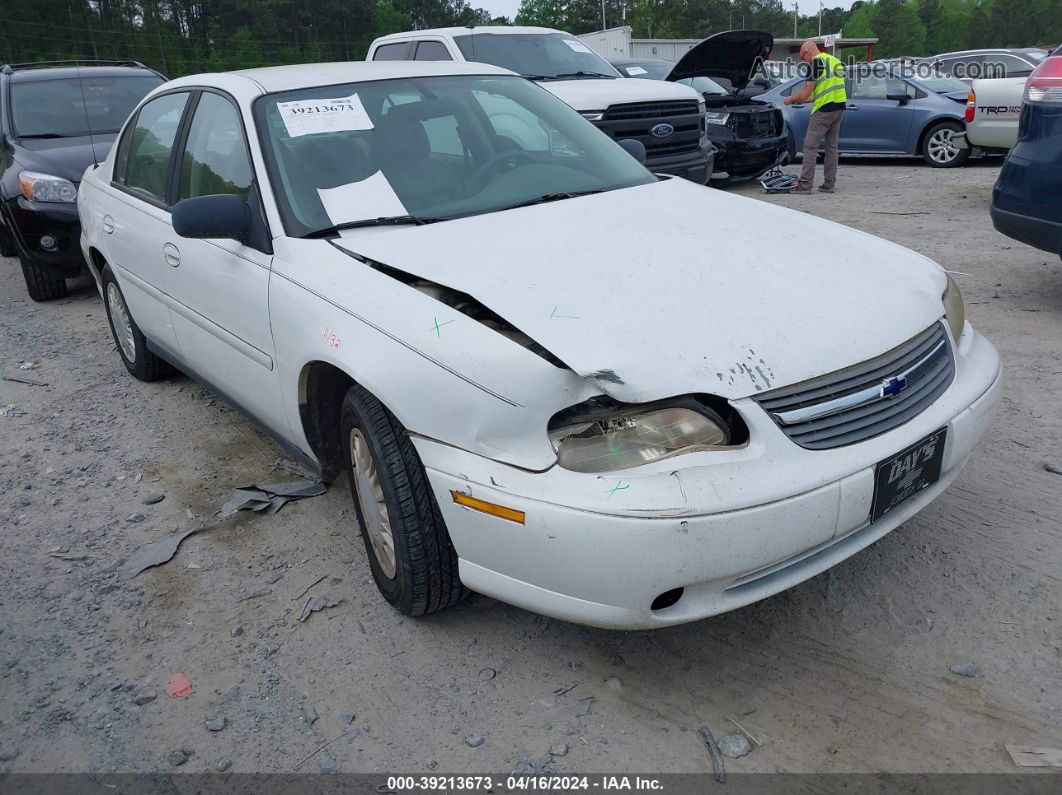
[165,673,194,698]
[219,479,327,519]
[118,528,202,581]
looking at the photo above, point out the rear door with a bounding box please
[161,90,287,435]
[103,90,191,355]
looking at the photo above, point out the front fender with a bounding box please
[268,238,594,471]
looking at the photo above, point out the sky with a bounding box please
[474,0,863,24]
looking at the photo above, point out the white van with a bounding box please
[367,26,714,184]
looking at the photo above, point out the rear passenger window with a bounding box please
[415,41,451,61]
[178,92,252,201]
[373,42,411,61]
[116,92,190,204]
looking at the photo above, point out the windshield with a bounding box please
[917,76,969,93]
[256,75,655,237]
[616,62,672,80]
[453,33,619,80]
[10,75,164,138]
[676,76,729,95]
[1026,50,1048,62]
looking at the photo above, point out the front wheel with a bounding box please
[340,384,466,616]
[923,121,970,168]
[19,251,68,302]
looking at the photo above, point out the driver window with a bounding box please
[179,92,252,201]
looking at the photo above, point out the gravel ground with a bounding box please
[0,155,1060,775]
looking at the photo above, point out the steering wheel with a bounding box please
[469,149,537,192]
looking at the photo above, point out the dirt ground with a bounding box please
[1,155,1060,777]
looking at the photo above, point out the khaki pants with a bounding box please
[799,109,844,189]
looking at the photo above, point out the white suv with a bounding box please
[368,26,714,184]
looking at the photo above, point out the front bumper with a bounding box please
[710,133,789,180]
[2,195,85,276]
[415,327,1001,629]
[646,142,715,185]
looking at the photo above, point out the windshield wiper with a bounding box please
[301,215,445,239]
[503,189,604,211]
[552,71,617,80]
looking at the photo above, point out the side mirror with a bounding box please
[886,92,910,105]
[172,194,251,241]
[617,138,647,165]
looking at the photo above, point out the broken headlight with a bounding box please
[943,273,965,342]
[548,397,732,473]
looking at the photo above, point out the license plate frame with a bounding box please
[871,427,948,523]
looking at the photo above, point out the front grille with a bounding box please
[593,100,704,168]
[754,323,954,450]
[602,101,700,121]
[726,107,783,138]
[644,139,701,157]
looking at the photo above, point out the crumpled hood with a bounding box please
[540,76,702,111]
[14,133,117,182]
[335,178,945,402]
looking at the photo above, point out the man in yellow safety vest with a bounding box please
[784,41,848,193]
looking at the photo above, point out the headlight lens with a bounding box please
[579,110,605,122]
[549,404,731,473]
[19,171,78,203]
[943,273,965,342]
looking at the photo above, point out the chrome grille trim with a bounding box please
[754,323,955,450]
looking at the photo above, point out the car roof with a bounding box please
[166,60,517,94]
[374,25,562,42]
[931,48,1040,58]
[3,64,159,83]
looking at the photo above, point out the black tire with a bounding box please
[340,384,466,617]
[786,130,797,163]
[0,222,16,258]
[101,266,170,381]
[923,121,970,168]
[19,250,68,302]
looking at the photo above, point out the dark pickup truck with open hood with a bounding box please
[615,30,787,182]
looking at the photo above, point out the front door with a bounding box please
[160,90,287,437]
[840,76,916,152]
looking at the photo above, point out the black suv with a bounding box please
[1,61,164,300]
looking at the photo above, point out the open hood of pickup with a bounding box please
[666,30,774,92]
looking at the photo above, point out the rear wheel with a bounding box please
[340,383,466,616]
[101,267,170,381]
[19,250,68,302]
[923,121,970,168]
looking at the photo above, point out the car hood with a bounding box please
[666,30,774,92]
[334,178,945,402]
[539,77,702,111]
[13,133,117,183]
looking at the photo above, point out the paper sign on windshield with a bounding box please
[625,66,648,76]
[317,171,407,227]
[277,93,374,138]
[563,40,592,54]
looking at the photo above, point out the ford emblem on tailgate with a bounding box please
[650,123,674,139]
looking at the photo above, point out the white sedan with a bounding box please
[78,61,1001,629]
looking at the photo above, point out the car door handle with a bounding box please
[102,214,114,234]
[846,104,859,110]
[162,242,181,268]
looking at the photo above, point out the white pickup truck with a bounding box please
[954,76,1026,153]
